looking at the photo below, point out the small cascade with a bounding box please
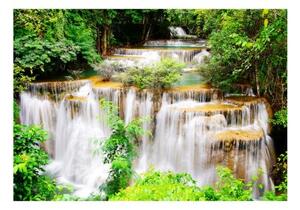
[20,92,57,153]
[106,51,161,69]
[143,39,207,48]
[28,80,89,101]
[169,26,188,37]
[168,26,197,39]
[113,47,203,63]
[93,87,122,108]
[192,49,210,64]
[163,86,220,104]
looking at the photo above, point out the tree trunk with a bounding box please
[255,63,260,96]
[96,27,101,54]
[142,17,148,42]
[101,26,108,56]
[145,23,152,41]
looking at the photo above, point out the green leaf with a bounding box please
[264,19,269,27]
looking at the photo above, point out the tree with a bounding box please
[198,9,287,111]
[118,58,185,90]
[13,9,101,93]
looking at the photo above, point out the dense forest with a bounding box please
[13,9,287,201]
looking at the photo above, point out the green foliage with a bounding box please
[110,168,203,201]
[14,9,101,91]
[13,123,57,200]
[13,64,35,94]
[64,11,100,64]
[14,34,80,72]
[165,10,198,34]
[119,59,185,89]
[211,166,253,201]
[198,10,287,110]
[110,166,253,201]
[13,100,20,122]
[271,107,287,128]
[99,99,146,198]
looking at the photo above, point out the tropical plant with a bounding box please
[197,9,287,111]
[271,108,287,128]
[110,166,254,201]
[13,123,57,201]
[99,99,146,198]
[119,58,185,89]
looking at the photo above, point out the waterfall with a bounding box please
[21,82,111,197]
[135,98,275,198]
[169,26,187,37]
[20,92,57,154]
[19,36,275,198]
[192,49,210,64]
[168,26,197,39]
[124,88,136,124]
[20,78,275,198]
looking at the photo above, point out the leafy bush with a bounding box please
[110,169,203,201]
[197,10,287,109]
[271,107,287,128]
[118,58,185,89]
[210,166,253,201]
[14,34,80,72]
[99,99,146,198]
[13,123,58,201]
[13,10,101,93]
[13,64,35,94]
[13,100,20,122]
[110,166,253,201]
[92,61,126,81]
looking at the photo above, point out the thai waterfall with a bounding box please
[19,39,275,199]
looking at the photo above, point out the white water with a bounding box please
[144,39,207,48]
[192,49,210,64]
[113,48,202,63]
[169,26,187,37]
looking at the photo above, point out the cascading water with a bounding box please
[169,26,188,37]
[21,82,112,197]
[113,47,203,63]
[135,97,275,198]
[19,37,275,199]
[143,39,207,48]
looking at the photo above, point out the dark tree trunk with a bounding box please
[255,63,260,96]
[144,23,152,41]
[96,27,101,54]
[100,25,109,56]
